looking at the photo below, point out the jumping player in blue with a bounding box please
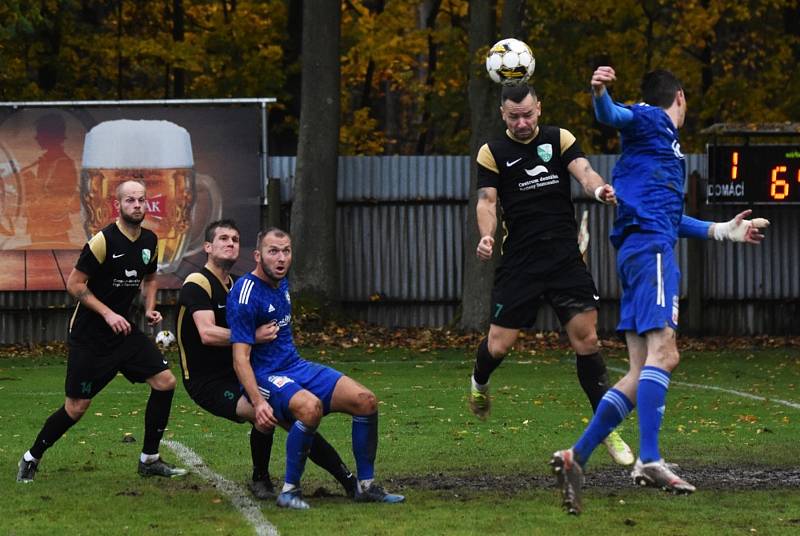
[551,66,770,514]
[227,227,404,510]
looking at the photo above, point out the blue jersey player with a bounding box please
[227,227,404,510]
[551,66,770,515]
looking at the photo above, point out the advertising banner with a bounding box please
[0,106,262,290]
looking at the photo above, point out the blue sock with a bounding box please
[352,413,378,480]
[285,421,316,486]
[637,366,671,463]
[573,388,634,466]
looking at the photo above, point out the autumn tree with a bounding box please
[2,1,798,154]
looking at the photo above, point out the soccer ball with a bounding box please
[155,330,176,349]
[485,38,535,86]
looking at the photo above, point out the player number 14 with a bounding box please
[769,165,800,201]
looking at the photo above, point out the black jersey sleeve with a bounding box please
[476,143,500,189]
[75,232,105,277]
[180,281,213,316]
[560,128,586,165]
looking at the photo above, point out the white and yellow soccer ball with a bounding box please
[485,38,535,86]
[155,329,176,349]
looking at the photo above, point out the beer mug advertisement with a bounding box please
[0,107,260,290]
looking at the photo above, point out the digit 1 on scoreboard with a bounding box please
[770,165,788,200]
[731,150,739,180]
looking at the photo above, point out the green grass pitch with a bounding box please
[2,346,800,535]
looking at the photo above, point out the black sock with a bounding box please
[29,406,77,459]
[309,433,357,495]
[576,352,610,412]
[250,426,274,481]
[473,338,503,385]
[142,389,174,456]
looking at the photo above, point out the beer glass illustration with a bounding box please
[81,119,221,272]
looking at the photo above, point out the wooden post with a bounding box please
[685,169,705,335]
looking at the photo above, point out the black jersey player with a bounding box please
[18,180,186,482]
[467,84,633,466]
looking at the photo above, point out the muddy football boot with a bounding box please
[276,488,310,510]
[249,477,276,500]
[631,458,696,494]
[602,430,635,466]
[138,458,188,478]
[550,449,584,515]
[468,384,491,420]
[354,482,405,504]
[17,456,39,483]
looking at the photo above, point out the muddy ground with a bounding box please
[384,466,800,494]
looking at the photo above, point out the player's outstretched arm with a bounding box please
[710,209,770,244]
[568,157,617,205]
[679,211,770,244]
[590,66,616,97]
[591,66,634,128]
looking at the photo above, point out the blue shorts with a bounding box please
[255,359,343,423]
[616,233,680,335]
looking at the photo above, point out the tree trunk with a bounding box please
[268,0,302,154]
[289,0,341,311]
[116,0,123,99]
[415,0,442,153]
[499,0,524,37]
[172,0,185,98]
[459,0,499,331]
[459,0,525,331]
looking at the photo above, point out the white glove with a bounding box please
[594,184,617,205]
[712,210,770,243]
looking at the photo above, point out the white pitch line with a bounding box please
[163,440,279,536]
[609,366,800,410]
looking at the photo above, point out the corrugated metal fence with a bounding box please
[2,154,798,343]
[271,154,799,334]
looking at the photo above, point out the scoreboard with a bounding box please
[707,144,800,204]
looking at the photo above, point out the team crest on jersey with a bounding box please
[141,249,151,265]
[537,143,552,162]
[268,375,294,389]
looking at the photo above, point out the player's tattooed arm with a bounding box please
[74,287,94,303]
[476,186,498,260]
[476,186,498,237]
[66,267,130,333]
[569,157,617,205]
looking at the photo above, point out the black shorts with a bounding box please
[65,329,168,399]
[184,374,244,423]
[490,241,599,329]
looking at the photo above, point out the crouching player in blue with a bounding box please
[177,219,357,500]
[551,66,770,514]
[227,227,405,510]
